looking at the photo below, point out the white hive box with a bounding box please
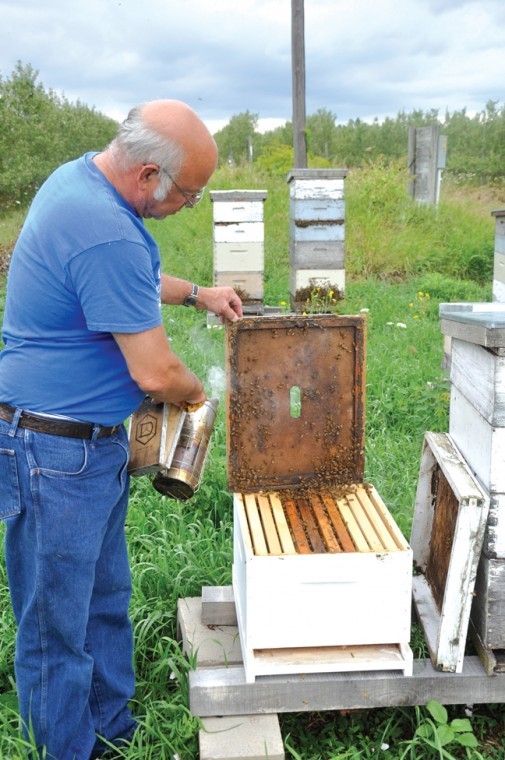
[226,314,413,683]
[440,305,505,556]
[287,169,347,310]
[211,190,267,313]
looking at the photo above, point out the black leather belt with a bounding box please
[0,403,121,440]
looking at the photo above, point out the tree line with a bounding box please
[213,103,505,182]
[1,62,504,209]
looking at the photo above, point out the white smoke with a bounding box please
[207,365,226,399]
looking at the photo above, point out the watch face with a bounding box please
[184,285,199,306]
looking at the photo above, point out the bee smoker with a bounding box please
[151,398,219,501]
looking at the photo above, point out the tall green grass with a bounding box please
[0,163,503,758]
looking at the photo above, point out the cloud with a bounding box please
[0,0,503,130]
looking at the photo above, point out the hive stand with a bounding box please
[177,586,505,760]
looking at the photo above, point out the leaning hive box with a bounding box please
[226,314,413,683]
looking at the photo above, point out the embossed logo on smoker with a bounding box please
[135,414,157,445]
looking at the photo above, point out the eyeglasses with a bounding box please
[161,168,206,208]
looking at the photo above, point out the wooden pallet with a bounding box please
[177,588,505,720]
[238,484,407,556]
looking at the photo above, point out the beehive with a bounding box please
[439,303,505,652]
[210,190,267,314]
[287,169,347,311]
[226,314,413,682]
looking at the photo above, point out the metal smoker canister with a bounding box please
[152,398,219,501]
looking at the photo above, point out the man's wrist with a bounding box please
[183,283,199,307]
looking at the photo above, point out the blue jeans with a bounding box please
[0,414,136,760]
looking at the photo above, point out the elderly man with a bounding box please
[0,99,242,759]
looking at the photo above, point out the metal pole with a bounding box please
[291,0,307,168]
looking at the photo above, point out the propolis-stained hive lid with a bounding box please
[225,313,366,493]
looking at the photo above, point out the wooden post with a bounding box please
[291,0,307,168]
[408,126,447,206]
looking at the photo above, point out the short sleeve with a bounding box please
[67,240,163,333]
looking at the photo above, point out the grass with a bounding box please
[1,162,504,757]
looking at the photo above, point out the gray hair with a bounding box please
[109,104,185,201]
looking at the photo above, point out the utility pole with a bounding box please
[291,0,307,168]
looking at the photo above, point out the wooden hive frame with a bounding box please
[238,484,407,557]
[410,431,489,673]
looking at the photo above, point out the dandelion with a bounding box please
[280,301,286,305]
[409,303,414,308]
[414,314,419,319]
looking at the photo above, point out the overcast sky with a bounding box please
[1,0,504,133]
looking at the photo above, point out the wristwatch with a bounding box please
[183,283,199,307]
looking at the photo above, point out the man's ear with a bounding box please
[137,163,160,189]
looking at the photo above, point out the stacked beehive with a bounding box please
[226,314,413,683]
[210,190,267,315]
[439,303,505,655]
[492,209,505,302]
[287,169,347,311]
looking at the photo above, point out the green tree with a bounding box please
[213,111,259,166]
[306,107,337,159]
[0,61,117,207]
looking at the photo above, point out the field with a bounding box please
[0,162,504,758]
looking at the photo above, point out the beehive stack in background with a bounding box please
[287,168,347,311]
[439,303,505,656]
[210,190,267,317]
[226,314,413,683]
[493,209,505,303]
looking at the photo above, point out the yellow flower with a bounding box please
[280,301,286,305]
[409,303,414,307]
[418,291,424,296]
[414,314,419,319]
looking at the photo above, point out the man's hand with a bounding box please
[196,285,243,323]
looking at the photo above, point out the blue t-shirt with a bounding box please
[0,153,163,425]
